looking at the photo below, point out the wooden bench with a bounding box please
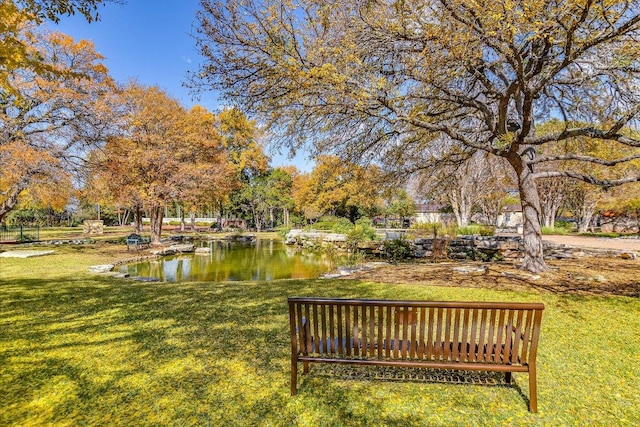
[126,233,150,251]
[288,297,544,412]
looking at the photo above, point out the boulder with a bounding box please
[195,247,212,255]
[88,264,114,273]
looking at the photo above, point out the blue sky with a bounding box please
[48,0,311,170]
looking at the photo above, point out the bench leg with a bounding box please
[505,372,512,384]
[529,365,538,413]
[291,357,298,396]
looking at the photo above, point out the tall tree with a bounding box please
[417,151,511,227]
[194,0,640,273]
[173,105,237,231]
[383,189,415,228]
[217,107,270,229]
[1,31,116,221]
[1,0,119,98]
[90,84,190,243]
[293,155,384,223]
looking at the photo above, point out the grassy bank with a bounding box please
[1,244,639,426]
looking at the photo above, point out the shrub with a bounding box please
[409,222,456,238]
[347,218,378,243]
[307,216,354,234]
[541,226,569,235]
[16,234,38,243]
[555,220,575,231]
[456,224,495,236]
[278,225,292,239]
[383,237,414,263]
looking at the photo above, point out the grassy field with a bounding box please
[1,242,639,426]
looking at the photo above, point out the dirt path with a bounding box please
[542,234,640,251]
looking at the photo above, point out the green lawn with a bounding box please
[1,244,638,426]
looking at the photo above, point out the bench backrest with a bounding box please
[289,297,544,366]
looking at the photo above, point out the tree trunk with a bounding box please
[149,206,164,244]
[448,191,472,228]
[541,194,562,228]
[190,211,197,232]
[576,200,597,233]
[180,206,186,232]
[0,187,23,222]
[134,206,143,232]
[538,179,565,228]
[119,208,131,227]
[217,201,223,232]
[509,158,546,273]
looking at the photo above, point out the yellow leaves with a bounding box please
[0,140,72,212]
[292,155,385,219]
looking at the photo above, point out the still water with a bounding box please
[118,239,341,282]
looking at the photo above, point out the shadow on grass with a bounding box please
[4,276,438,425]
[3,274,638,426]
[297,364,531,409]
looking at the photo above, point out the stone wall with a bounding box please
[285,230,637,260]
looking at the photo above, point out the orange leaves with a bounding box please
[0,140,71,213]
[86,85,264,218]
[1,27,116,220]
[292,155,385,220]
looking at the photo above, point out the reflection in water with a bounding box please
[119,239,342,282]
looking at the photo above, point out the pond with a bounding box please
[118,239,342,282]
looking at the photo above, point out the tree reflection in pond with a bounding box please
[118,239,343,282]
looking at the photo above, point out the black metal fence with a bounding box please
[0,225,40,242]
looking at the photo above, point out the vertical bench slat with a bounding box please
[443,308,452,361]
[304,304,312,353]
[359,305,366,356]
[296,303,305,354]
[511,310,524,364]
[337,304,344,354]
[470,308,479,362]
[476,309,487,362]
[426,307,435,360]
[320,304,327,354]
[366,305,374,357]
[498,310,513,365]
[461,308,470,362]
[495,309,506,363]
[377,305,384,358]
[410,308,418,358]
[435,307,444,360]
[312,305,319,353]
[393,307,400,358]
[520,309,533,363]
[418,307,426,359]
[385,306,392,358]
[329,304,335,354]
[345,305,352,357]
[352,305,359,357]
[401,307,409,358]
[502,309,515,364]
[486,309,497,362]
[452,308,461,361]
